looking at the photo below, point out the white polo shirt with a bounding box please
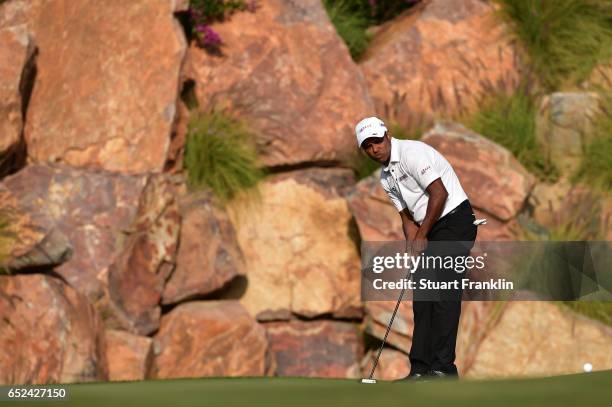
[380,137,469,225]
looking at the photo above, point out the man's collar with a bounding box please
[382,137,400,172]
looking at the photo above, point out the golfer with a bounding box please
[355,116,477,380]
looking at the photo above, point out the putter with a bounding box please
[361,266,413,385]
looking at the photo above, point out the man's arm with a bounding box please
[412,178,448,253]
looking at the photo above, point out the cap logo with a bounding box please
[358,124,373,134]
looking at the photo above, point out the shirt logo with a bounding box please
[398,174,408,181]
[420,166,431,175]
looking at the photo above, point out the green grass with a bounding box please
[576,133,612,190]
[574,95,612,191]
[323,0,372,60]
[466,87,558,182]
[494,0,612,90]
[563,301,612,327]
[323,0,417,61]
[12,371,612,407]
[183,109,264,203]
[352,150,381,180]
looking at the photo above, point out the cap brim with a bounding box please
[358,130,386,147]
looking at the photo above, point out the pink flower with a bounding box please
[196,24,222,47]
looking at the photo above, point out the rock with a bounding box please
[0,24,34,176]
[184,0,374,168]
[264,320,362,378]
[0,182,72,270]
[363,301,413,353]
[464,301,612,378]
[360,348,410,381]
[346,169,418,241]
[0,274,108,384]
[527,180,573,228]
[455,301,502,375]
[0,0,29,27]
[150,301,272,379]
[0,226,72,271]
[536,92,602,175]
[360,0,521,124]
[164,97,189,174]
[17,0,186,173]
[162,191,245,304]
[0,164,147,300]
[422,122,535,221]
[105,175,181,335]
[228,168,362,320]
[527,182,607,240]
[0,165,182,335]
[584,60,612,91]
[171,0,190,12]
[105,329,153,382]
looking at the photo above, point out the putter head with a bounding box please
[361,378,377,384]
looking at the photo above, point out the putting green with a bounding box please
[9,370,612,407]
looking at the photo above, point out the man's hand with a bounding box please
[411,232,428,256]
[409,178,448,257]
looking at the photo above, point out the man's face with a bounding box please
[361,132,391,164]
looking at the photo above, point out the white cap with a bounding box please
[355,116,387,148]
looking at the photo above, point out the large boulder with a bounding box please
[0,24,34,176]
[360,0,521,123]
[150,301,273,379]
[4,0,187,173]
[105,329,153,382]
[464,301,612,378]
[422,123,535,222]
[0,165,181,335]
[264,320,362,378]
[0,274,108,384]
[0,164,146,298]
[228,168,362,320]
[184,0,374,168]
[536,92,602,175]
[104,175,181,335]
[162,191,245,305]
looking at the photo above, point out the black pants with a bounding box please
[409,199,477,376]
